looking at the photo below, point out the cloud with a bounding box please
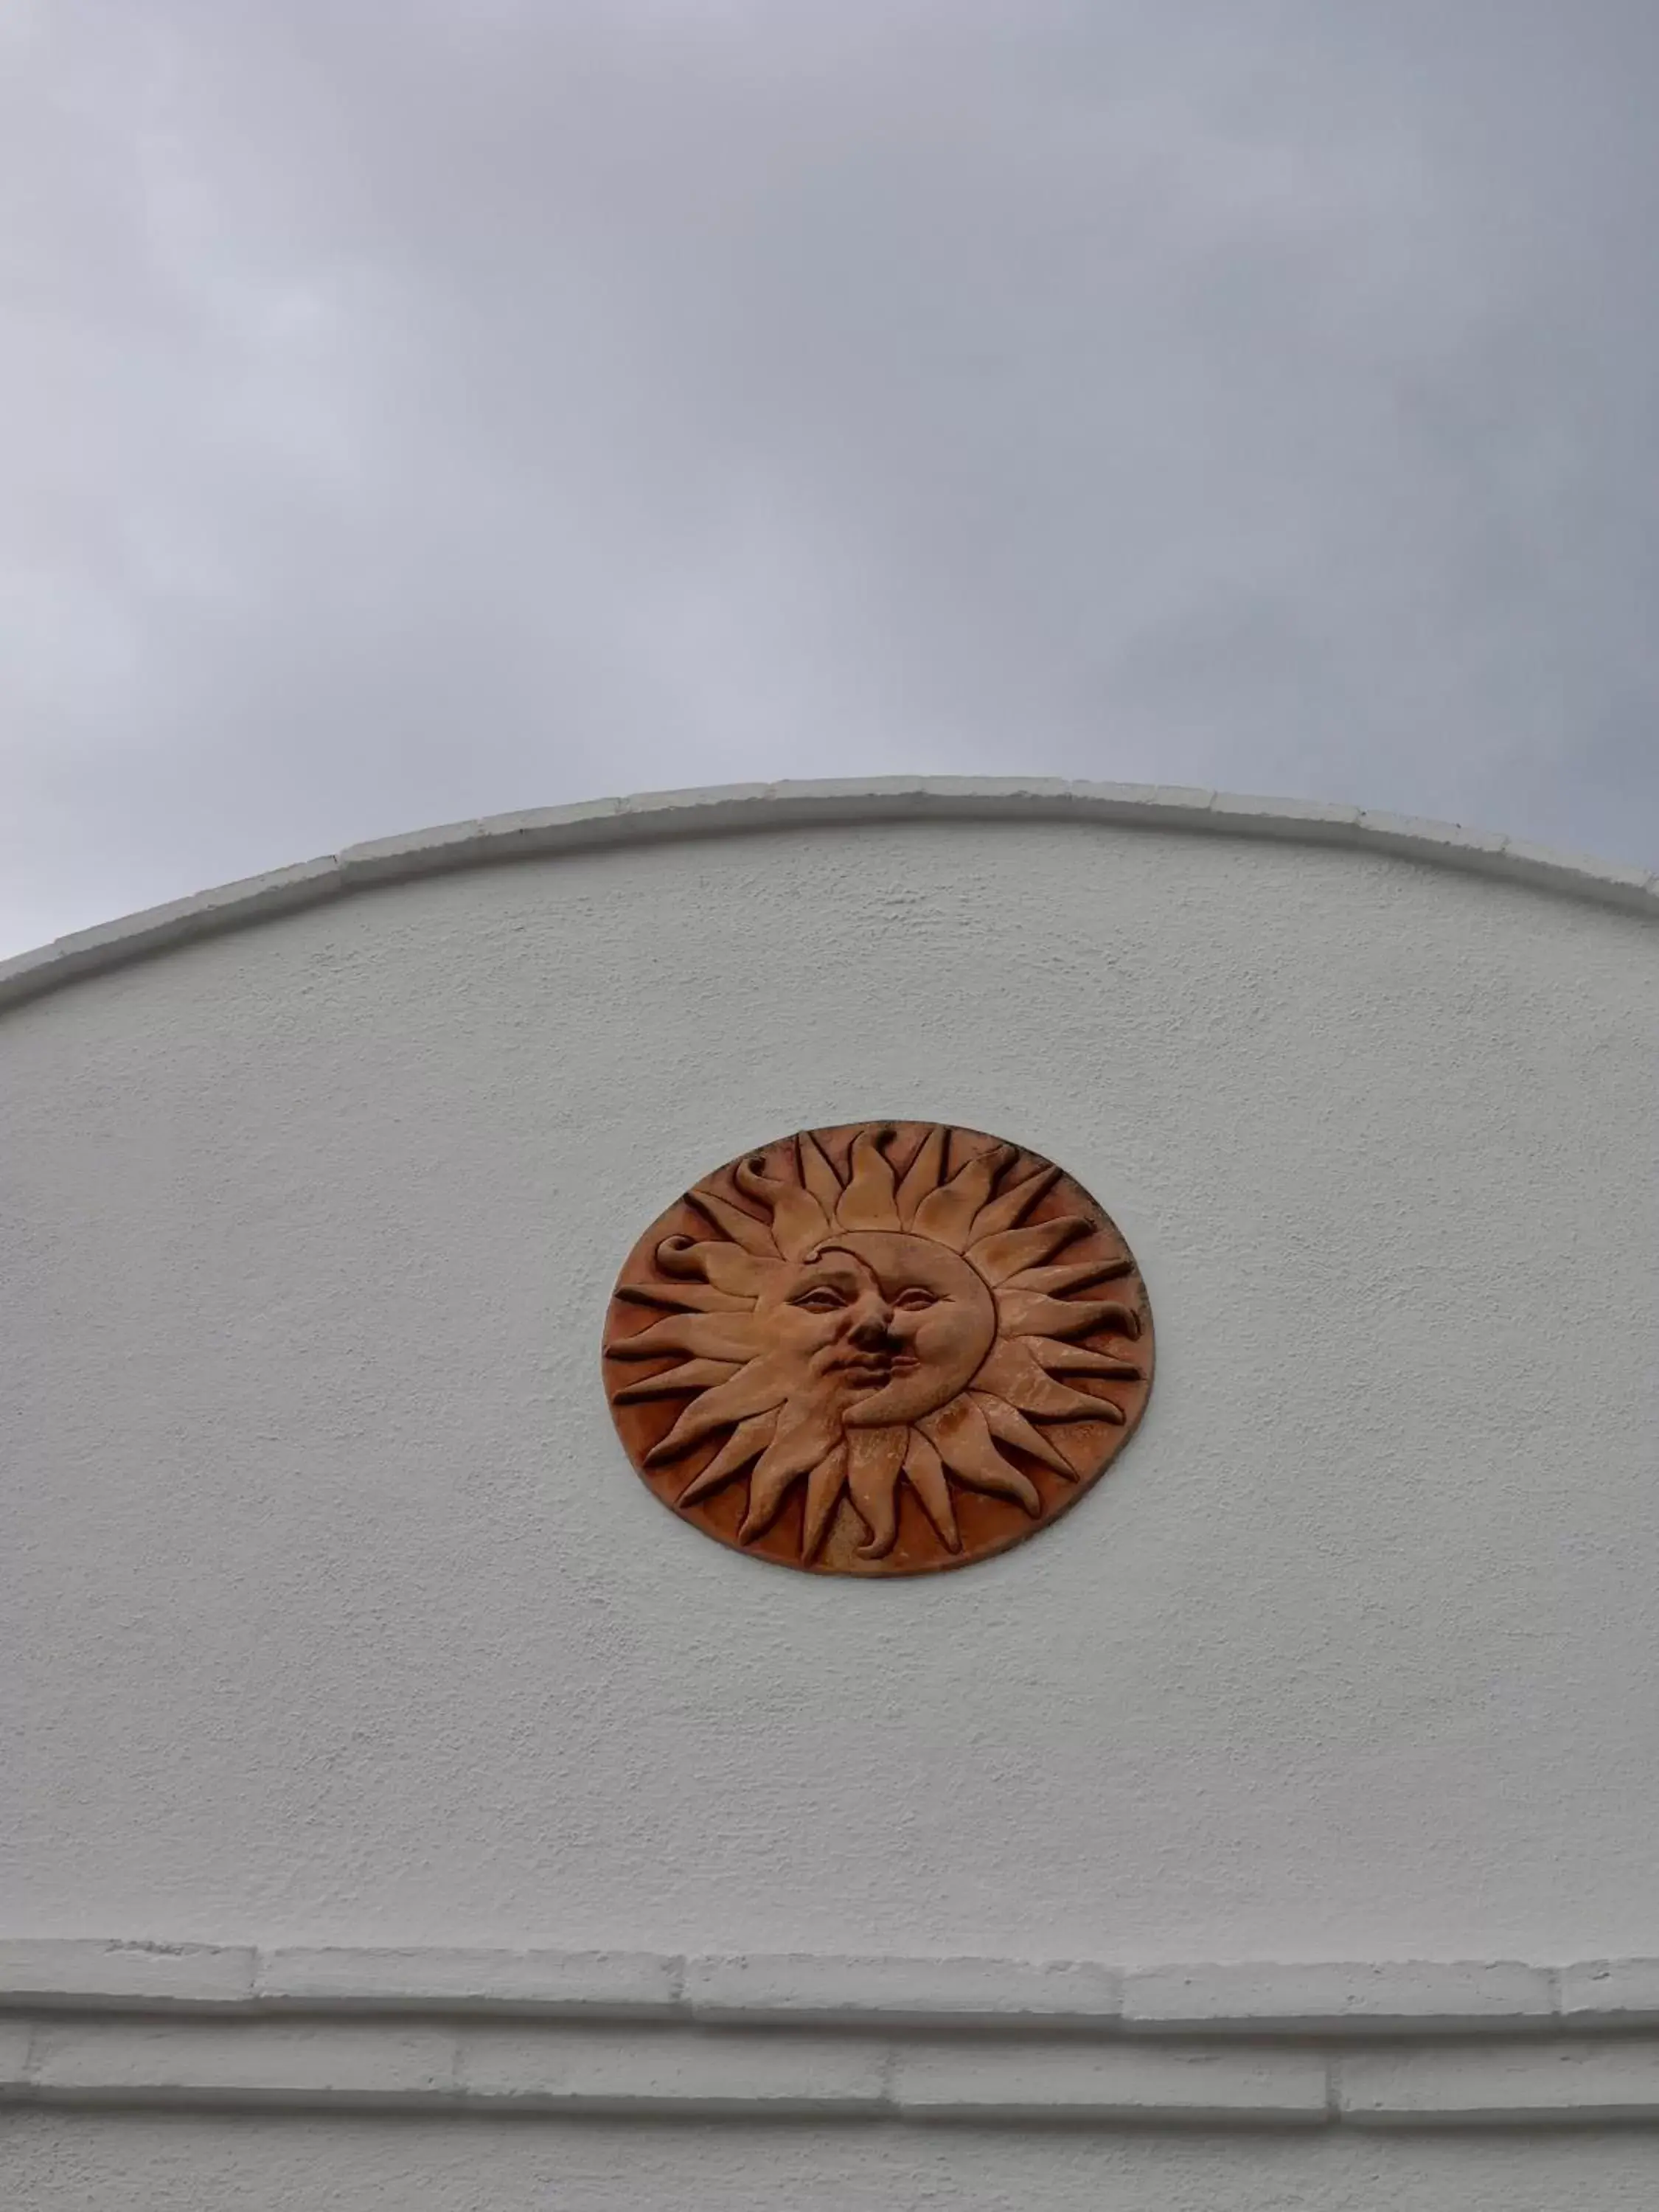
[4,0,1658,951]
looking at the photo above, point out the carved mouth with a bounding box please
[835,1351,920,1386]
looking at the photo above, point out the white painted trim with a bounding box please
[2,779,1653,1015]
[7,1944,1659,2124]
[13,1941,1659,2032]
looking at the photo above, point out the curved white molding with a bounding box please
[2,779,1653,1015]
[5,1943,1659,2126]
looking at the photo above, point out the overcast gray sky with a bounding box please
[4,0,1658,956]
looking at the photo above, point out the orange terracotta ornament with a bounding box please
[602,1121,1153,1576]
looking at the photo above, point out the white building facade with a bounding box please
[3,781,1657,2209]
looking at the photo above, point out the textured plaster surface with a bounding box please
[7,2113,1659,2211]
[2,819,1657,1968]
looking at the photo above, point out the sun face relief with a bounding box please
[602,1121,1154,1576]
[764,1234,995,1430]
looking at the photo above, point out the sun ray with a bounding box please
[910,1142,1015,1249]
[1026,1338,1143,1380]
[796,1130,845,1216]
[740,1408,841,1543]
[801,1444,849,1560]
[687,1186,781,1256]
[966,1217,1090,1284]
[655,1236,777,1299]
[971,1389,1078,1478]
[975,1338,1127,1424]
[962,1161,1059,1242]
[919,1394,1041,1514]
[846,1426,908,1558]
[605,1312,765,1363]
[734,1154,831,1259]
[614,1358,743,1402]
[615,1280,753,1314]
[677,1412,777,1506]
[644,1357,794,1462]
[901,1427,961,1551]
[1001,1256,1135,1297]
[894,1123,947,1225]
[835,1124,902,1230]
[995,1288,1141,1340]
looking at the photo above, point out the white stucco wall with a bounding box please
[6,2112,1659,2212]
[3,801,1656,1975]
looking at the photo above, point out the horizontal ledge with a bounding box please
[10,2014,1659,2127]
[4,1941,1659,2039]
[3,778,1652,1013]
[1338,2041,1659,2128]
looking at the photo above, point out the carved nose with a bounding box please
[849,1309,895,1350]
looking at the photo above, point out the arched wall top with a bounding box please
[2,777,1653,1015]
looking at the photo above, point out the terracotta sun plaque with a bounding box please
[602,1121,1152,1576]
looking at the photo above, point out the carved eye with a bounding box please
[793,1287,849,1313]
[894,1287,939,1311]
